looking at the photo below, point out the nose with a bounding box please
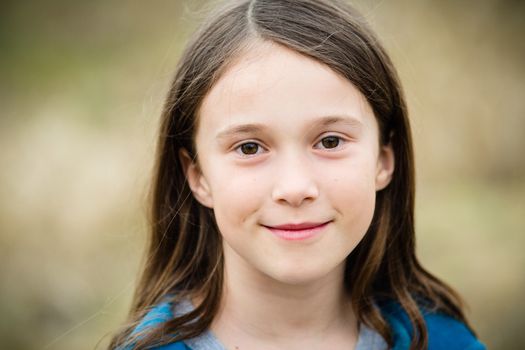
[271,151,320,207]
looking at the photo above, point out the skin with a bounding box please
[180,41,395,350]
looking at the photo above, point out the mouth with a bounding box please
[263,221,332,241]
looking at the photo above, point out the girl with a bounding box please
[109,0,486,349]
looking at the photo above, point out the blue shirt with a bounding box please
[123,298,486,349]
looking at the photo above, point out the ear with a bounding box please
[375,143,395,191]
[178,148,214,208]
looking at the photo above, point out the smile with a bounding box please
[263,221,331,241]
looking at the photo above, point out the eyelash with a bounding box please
[233,135,348,157]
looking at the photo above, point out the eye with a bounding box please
[315,135,345,150]
[234,141,264,157]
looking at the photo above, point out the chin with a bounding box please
[265,262,338,286]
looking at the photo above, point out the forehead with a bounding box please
[197,41,377,138]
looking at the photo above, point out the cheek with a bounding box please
[325,158,377,225]
[330,173,375,208]
[208,164,266,228]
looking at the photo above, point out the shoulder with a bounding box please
[378,301,487,350]
[120,299,190,350]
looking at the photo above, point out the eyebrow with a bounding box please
[215,115,363,141]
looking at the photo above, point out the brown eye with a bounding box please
[239,142,259,155]
[320,136,340,149]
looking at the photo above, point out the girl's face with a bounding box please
[182,42,394,285]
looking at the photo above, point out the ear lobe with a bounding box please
[178,148,214,208]
[375,143,395,191]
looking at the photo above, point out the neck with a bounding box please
[207,243,358,347]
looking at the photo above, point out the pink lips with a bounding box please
[264,221,330,241]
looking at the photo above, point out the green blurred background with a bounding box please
[1,0,523,349]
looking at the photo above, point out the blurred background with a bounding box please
[0,0,523,349]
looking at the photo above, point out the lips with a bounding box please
[263,221,331,241]
[267,222,329,230]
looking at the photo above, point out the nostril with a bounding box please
[272,193,318,207]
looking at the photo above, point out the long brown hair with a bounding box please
[108,0,476,348]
